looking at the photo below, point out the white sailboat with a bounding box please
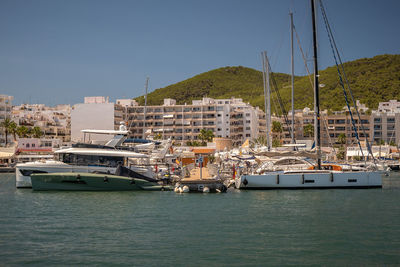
[236,0,383,189]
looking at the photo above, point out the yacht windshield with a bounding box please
[59,153,123,167]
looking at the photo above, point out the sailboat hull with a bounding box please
[236,171,382,189]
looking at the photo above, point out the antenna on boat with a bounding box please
[311,0,322,169]
[143,76,149,139]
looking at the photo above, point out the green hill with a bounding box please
[135,54,400,112]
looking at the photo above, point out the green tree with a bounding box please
[271,121,283,142]
[0,118,13,146]
[272,138,281,148]
[32,126,43,138]
[337,133,346,146]
[9,121,17,141]
[303,123,314,138]
[16,126,30,138]
[198,129,214,145]
[336,150,345,160]
[377,139,385,145]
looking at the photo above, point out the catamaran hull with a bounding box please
[30,173,160,191]
[236,171,383,189]
[16,161,154,188]
[15,163,116,188]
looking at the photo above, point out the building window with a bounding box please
[374,118,381,123]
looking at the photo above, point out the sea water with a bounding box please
[0,173,399,266]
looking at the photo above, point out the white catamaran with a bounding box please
[16,129,151,188]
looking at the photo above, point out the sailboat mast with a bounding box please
[143,76,149,139]
[266,54,271,151]
[311,0,321,169]
[290,12,295,145]
[261,51,271,151]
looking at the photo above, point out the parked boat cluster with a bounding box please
[12,128,395,193]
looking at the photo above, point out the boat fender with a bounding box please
[216,189,221,193]
[182,185,189,193]
[276,174,280,185]
[104,176,109,183]
[301,174,304,184]
[203,187,210,193]
[330,173,334,182]
[174,187,180,193]
[243,178,248,186]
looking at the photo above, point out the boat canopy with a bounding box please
[54,147,149,158]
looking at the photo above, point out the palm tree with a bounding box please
[9,121,17,141]
[198,129,214,145]
[32,126,43,138]
[0,118,13,146]
[16,126,30,138]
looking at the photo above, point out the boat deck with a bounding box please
[183,167,214,181]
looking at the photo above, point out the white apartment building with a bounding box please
[125,97,264,145]
[371,110,400,146]
[71,96,124,143]
[0,95,13,146]
[12,103,71,142]
[377,100,400,113]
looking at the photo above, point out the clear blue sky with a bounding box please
[1,0,399,105]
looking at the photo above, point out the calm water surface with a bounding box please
[1,173,400,266]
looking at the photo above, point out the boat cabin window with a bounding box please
[274,159,306,165]
[58,153,124,167]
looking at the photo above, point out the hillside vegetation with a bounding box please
[135,54,400,112]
